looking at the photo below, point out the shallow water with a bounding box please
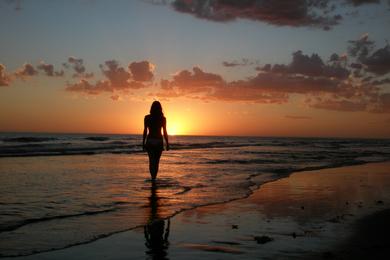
[0,134,389,256]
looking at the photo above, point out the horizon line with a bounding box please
[0,130,389,140]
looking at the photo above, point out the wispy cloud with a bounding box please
[222,58,258,68]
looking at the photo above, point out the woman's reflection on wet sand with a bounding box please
[144,182,170,259]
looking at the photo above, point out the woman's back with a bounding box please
[145,115,166,139]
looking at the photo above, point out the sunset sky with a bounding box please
[0,0,389,137]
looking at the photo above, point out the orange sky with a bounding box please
[0,82,388,138]
[0,1,389,138]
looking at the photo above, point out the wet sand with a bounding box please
[5,162,390,259]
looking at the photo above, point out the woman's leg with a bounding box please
[148,149,163,180]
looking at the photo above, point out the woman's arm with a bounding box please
[163,117,169,151]
[142,116,147,151]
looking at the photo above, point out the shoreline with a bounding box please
[4,161,390,259]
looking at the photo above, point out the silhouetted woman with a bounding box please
[143,101,169,180]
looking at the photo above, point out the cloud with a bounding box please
[65,79,109,95]
[155,46,390,112]
[37,62,64,77]
[210,82,289,103]
[155,64,343,103]
[370,93,390,113]
[346,0,380,6]
[371,78,390,86]
[64,56,93,78]
[258,51,350,79]
[347,34,390,76]
[13,61,77,80]
[128,61,155,81]
[163,0,390,30]
[348,33,375,61]
[0,64,11,86]
[14,63,38,79]
[306,98,368,112]
[229,72,343,94]
[110,94,120,101]
[222,58,256,67]
[361,45,390,75]
[156,58,353,103]
[171,0,345,30]
[285,115,312,120]
[66,59,155,96]
[157,66,225,97]
[99,60,132,90]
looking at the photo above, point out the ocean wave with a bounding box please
[85,137,110,141]
[1,138,389,157]
[204,158,281,164]
[0,141,255,157]
[2,137,58,143]
[0,208,120,233]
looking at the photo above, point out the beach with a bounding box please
[4,161,389,259]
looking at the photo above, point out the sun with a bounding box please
[167,122,184,136]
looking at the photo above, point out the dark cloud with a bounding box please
[0,64,11,86]
[167,0,390,30]
[37,62,64,77]
[350,63,363,69]
[348,34,390,76]
[14,63,38,78]
[346,0,380,6]
[348,33,375,61]
[171,0,344,30]
[361,45,390,75]
[371,78,390,85]
[128,61,155,82]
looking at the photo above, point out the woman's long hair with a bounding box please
[150,101,164,119]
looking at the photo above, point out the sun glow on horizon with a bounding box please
[167,122,185,136]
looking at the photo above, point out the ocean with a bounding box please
[0,132,389,257]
